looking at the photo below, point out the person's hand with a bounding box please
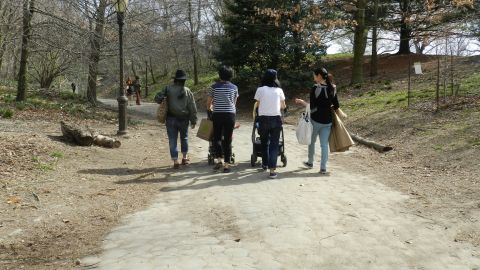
[295,98,307,106]
[191,124,196,129]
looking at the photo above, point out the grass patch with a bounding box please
[0,108,14,118]
[127,118,144,126]
[35,163,54,171]
[471,138,480,147]
[324,53,353,60]
[50,151,64,158]
[459,72,480,96]
[343,89,408,116]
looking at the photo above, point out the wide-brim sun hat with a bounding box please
[172,69,187,80]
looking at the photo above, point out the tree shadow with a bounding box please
[157,163,330,193]
[47,135,77,146]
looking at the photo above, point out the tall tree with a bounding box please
[187,0,201,85]
[86,0,107,105]
[16,0,35,102]
[370,0,380,77]
[351,0,367,85]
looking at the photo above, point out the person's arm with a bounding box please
[154,86,168,104]
[294,98,308,107]
[280,91,286,110]
[207,96,213,111]
[207,87,214,111]
[187,91,198,128]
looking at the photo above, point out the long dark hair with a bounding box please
[314,67,335,93]
[174,79,185,87]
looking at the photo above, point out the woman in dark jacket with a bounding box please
[295,67,339,174]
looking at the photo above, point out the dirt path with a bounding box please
[83,101,479,269]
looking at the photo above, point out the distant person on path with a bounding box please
[155,69,198,169]
[295,67,340,174]
[133,76,141,105]
[254,69,286,179]
[126,77,133,105]
[207,65,239,173]
[71,82,76,93]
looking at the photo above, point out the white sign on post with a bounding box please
[414,62,422,74]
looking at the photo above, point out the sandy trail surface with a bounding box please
[90,100,479,270]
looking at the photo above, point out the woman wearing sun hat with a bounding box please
[155,69,198,168]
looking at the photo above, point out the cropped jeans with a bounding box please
[308,120,332,171]
[166,116,189,160]
[258,115,282,169]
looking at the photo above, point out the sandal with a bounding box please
[213,162,223,171]
[181,158,190,165]
[173,163,180,169]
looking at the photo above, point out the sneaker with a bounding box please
[303,162,313,169]
[268,172,278,179]
[213,162,223,171]
[320,169,327,175]
[223,166,231,173]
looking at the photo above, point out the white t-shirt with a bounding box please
[254,86,285,116]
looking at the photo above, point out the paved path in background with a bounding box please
[87,101,479,269]
[98,98,159,119]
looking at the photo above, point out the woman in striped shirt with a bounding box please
[207,65,239,173]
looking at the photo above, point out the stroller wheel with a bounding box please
[281,154,287,167]
[250,154,257,167]
[208,154,214,165]
[231,153,235,164]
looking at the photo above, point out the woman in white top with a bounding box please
[254,69,286,179]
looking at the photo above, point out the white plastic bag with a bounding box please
[296,107,313,145]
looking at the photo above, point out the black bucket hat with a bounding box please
[172,69,187,80]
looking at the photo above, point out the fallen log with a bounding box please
[61,121,94,146]
[93,134,121,148]
[60,121,121,148]
[351,134,393,153]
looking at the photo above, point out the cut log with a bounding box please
[93,135,121,148]
[61,121,94,146]
[60,121,121,148]
[351,134,393,153]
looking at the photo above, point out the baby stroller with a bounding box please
[206,111,236,165]
[250,104,287,167]
[207,139,236,165]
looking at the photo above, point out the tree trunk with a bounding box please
[131,61,137,77]
[351,0,367,85]
[86,0,107,106]
[397,0,412,54]
[16,0,34,102]
[188,0,199,85]
[370,0,379,77]
[149,57,156,84]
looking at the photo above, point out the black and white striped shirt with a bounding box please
[209,81,239,113]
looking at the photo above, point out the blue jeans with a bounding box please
[258,116,282,169]
[308,120,332,171]
[166,117,189,160]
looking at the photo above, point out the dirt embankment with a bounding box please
[286,54,480,247]
[0,107,172,269]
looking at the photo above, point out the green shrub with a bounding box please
[1,108,13,118]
